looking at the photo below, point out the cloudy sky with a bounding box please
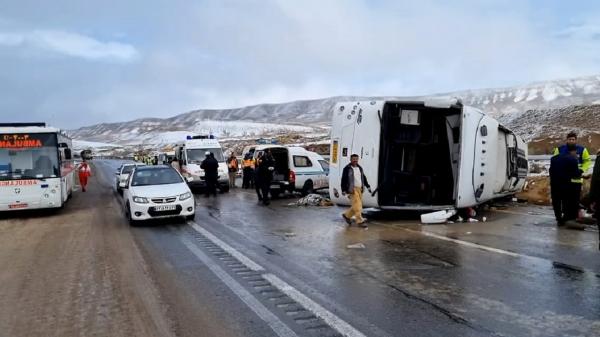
[1,0,600,129]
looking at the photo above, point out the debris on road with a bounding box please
[346,243,366,249]
[420,210,456,224]
[289,194,334,207]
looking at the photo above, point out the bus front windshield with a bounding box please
[0,133,60,180]
[186,148,225,164]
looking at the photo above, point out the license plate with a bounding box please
[9,203,28,209]
[270,184,280,189]
[154,205,177,211]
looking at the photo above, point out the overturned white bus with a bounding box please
[328,99,528,211]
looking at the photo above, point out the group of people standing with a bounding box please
[549,132,600,248]
[210,150,277,205]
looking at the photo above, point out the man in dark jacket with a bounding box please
[549,144,581,226]
[256,150,275,205]
[588,150,600,249]
[200,152,219,197]
[341,154,371,227]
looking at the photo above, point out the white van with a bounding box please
[329,99,528,210]
[174,135,229,192]
[253,145,329,197]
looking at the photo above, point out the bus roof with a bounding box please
[0,126,61,134]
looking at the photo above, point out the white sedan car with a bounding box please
[115,162,145,194]
[122,165,195,225]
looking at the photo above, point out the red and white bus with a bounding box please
[0,123,76,211]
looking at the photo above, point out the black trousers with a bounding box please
[567,183,582,220]
[205,178,218,196]
[551,184,566,223]
[243,168,254,189]
[261,180,272,204]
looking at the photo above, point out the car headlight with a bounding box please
[133,196,149,204]
[179,192,192,201]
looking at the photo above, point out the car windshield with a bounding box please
[0,133,60,180]
[122,164,141,174]
[187,148,224,164]
[131,168,183,186]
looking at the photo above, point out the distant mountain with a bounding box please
[70,74,600,147]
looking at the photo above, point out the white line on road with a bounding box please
[173,228,298,337]
[187,221,369,337]
[263,273,368,337]
[189,221,264,271]
[406,229,521,257]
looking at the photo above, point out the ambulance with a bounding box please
[174,135,229,192]
[328,98,528,210]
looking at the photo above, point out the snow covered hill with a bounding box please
[70,74,600,147]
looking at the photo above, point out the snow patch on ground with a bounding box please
[73,140,121,150]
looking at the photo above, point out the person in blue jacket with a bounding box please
[549,144,581,226]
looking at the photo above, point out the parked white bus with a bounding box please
[0,123,76,211]
[329,99,528,211]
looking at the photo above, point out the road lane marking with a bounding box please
[263,273,368,337]
[187,221,370,337]
[406,229,521,258]
[189,222,264,271]
[173,228,298,337]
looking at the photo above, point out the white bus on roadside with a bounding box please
[0,123,76,211]
[174,135,230,192]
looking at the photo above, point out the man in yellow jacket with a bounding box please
[552,132,592,222]
[552,132,592,181]
[242,154,255,189]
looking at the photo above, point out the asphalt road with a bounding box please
[1,159,599,337]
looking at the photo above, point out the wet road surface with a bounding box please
[1,159,599,337]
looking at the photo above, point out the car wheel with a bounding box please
[301,180,314,197]
[126,203,138,226]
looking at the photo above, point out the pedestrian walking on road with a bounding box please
[77,160,92,192]
[549,144,581,226]
[341,154,371,227]
[227,153,238,188]
[588,150,600,250]
[242,153,255,189]
[201,152,219,197]
[256,150,275,205]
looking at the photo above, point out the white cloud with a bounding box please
[0,29,138,62]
